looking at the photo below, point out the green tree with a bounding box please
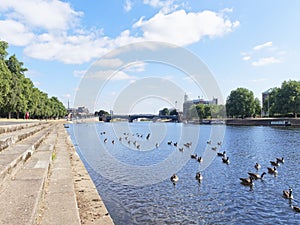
[0,41,11,114]
[274,80,300,117]
[169,108,178,116]
[226,87,259,118]
[159,108,169,116]
[210,104,226,118]
[5,55,28,118]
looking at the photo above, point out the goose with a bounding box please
[267,167,278,175]
[197,156,203,163]
[270,161,280,166]
[195,172,203,182]
[292,206,300,212]
[112,140,115,144]
[155,143,159,148]
[248,172,266,180]
[255,163,261,170]
[104,138,108,143]
[276,157,284,164]
[170,174,179,184]
[217,151,226,157]
[222,156,230,164]
[178,147,184,152]
[207,140,211,144]
[240,176,254,186]
[217,141,222,146]
[146,133,151,140]
[167,141,172,145]
[184,142,192,148]
[173,142,178,147]
[283,188,293,199]
[190,154,197,159]
[211,146,217,150]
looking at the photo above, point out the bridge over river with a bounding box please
[99,114,181,122]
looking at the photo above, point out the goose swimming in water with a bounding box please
[283,188,293,199]
[240,177,254,186]
[255,163,261,170]
[197,156,203,163]
[191,154,197,159]
[195,172,203,182]
[170,174,179,184]
[292,206,300,212]
[222,156,230,164]
[217,151,226,157]
[270,161,280,166]
[267,167,278,175]
[248,172,266,180]
[276,157,284,164]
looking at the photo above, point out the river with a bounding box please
[67,122,300,225]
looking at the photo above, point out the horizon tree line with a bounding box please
[0,40,67,119]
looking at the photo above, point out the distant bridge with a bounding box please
[99,114,181,123]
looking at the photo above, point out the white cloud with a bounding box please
[143,0,178,13]
[134,10,240,46]
[0,0,82,31]
[0,20,34,46]
[242,56,251,61]
[0,0,239,65]
[252,57,281,66]
[253,41,272,51]
[124,0,133,12]
[89,70,136,81]
[73,70,87,78]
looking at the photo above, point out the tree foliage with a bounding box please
[226,87,261,118]
[264,80,300,117]
[0,40,66,119]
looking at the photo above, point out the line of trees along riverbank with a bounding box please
[226,80,300,118]
[0,41,66,119]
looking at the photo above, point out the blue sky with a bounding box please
[0,0,299,114]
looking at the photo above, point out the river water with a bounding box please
[67,122,300,225]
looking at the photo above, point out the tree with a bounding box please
[226,87,260,118]
[5,55,28,118]
[159,108,169,116]
[169,109,178,116]
[0,41,67,119]
[274,80,300,117]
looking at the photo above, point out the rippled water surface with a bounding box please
[67,122,300,225]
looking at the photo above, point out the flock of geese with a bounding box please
[239,156,300,213]
[99,130,299,213]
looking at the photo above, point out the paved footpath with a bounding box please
[0,119,114,225]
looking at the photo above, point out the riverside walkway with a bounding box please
[0,119,114,225]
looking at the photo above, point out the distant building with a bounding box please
[262,88,272,117]
[182,94,218,119]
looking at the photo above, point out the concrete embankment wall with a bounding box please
[225,118,300,127]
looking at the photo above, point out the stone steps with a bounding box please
[0,121,114,225]
[0,122,50,152]
[0,123,57,224]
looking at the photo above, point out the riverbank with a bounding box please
[0,119,114,224]
[225,117,300,127]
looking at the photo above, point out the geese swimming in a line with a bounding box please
[283,188,293,199]
[248,172,266,180]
